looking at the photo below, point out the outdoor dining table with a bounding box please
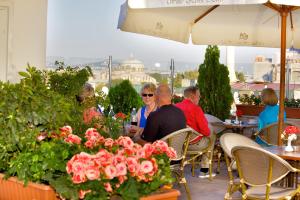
[263,146,300,189]
[211,121,258,135]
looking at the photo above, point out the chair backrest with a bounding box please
[232,145,295,186]
[220,133,260,158]
[160,127,191,161]
[205,114,226,134]
[257,122,296,145]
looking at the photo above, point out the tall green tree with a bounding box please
[108,80,143,114]
[198,45,233,120]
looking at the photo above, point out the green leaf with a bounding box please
[18,72,30,78]
[117,177,139,200]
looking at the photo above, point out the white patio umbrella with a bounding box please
[118,0,300,144]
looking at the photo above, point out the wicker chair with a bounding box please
[254,122,297,146]
[220,133,261,200]
[232,145,300,200]
[161,127,192,200]
[205,114,227,174]
[186,127,216,180]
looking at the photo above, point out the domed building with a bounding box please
[97,57,157,85]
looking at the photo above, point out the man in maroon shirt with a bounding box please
[176,86,215,178]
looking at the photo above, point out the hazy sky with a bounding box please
[47,0,279,71]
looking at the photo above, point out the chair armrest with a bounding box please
[187,125,204,137]
[291,167,300,173]
[253,130,260,136]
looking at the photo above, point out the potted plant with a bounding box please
[238,94,300,119]
[0,66,180,200]
[1,126,178,200]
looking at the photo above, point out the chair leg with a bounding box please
[179,169,192,200]
[208,155,213,180]
[182,178,192,200]
[192,158,195,177]
[217,151,222,174]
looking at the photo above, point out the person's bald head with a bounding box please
[155,84,172,106]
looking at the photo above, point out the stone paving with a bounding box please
[174,160,242,200]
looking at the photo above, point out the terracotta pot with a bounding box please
[140,188,180,200]
[236,104,300,119]
[0,173,58,200]
[0,173,180,200]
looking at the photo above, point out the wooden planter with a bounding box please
[236,104,264,116]
[236,104,300,119]
[141,188,180,200]
[0,173,180,200]
[0,173,58,200]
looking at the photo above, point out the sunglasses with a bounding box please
[142,93,154,97]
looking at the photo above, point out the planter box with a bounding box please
[0,173,180,200]
[141,188,180,200]
[236,104,264,116]
[0,173,58,200]
[236,104,300,119]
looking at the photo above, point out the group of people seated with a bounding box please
[77,81,287,179]
[129,83,213,178]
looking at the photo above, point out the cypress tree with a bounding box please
[198,45,233,120]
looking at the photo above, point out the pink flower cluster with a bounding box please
[64,134,82,144]
[65,129,177,198]
[84,128,105,148]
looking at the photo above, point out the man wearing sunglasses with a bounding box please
[137,84,186,145]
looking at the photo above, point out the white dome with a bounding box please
[120,58,144,69]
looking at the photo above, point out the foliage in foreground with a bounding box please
[8,127,175,200]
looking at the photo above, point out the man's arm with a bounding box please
[189,106,210,144]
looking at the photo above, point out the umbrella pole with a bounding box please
[278,8,288,146]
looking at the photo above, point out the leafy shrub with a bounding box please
[108,80,143,114]
[48,61,93,98]
[0,67,77,171]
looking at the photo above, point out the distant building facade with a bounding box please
[253,51,300,84]
[91,57,157,86]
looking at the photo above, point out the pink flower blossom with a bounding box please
[84,140,94,149]
[104,138,114,148]
[72,173,86,184]
[117,136,134,148]
[104,165,117,179]
[140,160,153,174]
[166,147,177,159]
[85,128,105,143]
[104,182,113,193]
[79,190,91,199]
[153,140,168,153]
[94,149,113,167]
[143,143,154,158]
[60,125,73,134]
[118,175,127,184]
[116,163,127,176]
[64,134,82,145]
[85,166,100,180]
